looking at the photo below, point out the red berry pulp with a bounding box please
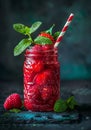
[24,44,60,111]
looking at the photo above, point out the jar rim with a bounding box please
[25,47,58,56]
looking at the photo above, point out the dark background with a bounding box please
[0,1,91,130]
[0,0,91,82]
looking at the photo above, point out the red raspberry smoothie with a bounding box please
[24,45,60,111]
[13,21,61,111]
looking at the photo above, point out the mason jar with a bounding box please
[23,44,60,111]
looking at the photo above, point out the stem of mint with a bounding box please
[45,24,55,35]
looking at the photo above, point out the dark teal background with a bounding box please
[0,0,91,81]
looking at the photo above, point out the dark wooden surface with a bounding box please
[0,80,91,130]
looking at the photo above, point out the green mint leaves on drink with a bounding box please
[13,24,30,35]
[13,21,61,56]
[34,36,52,45]
[13,21,42,35]
[14,39,32,56]
[13,21,42,56]
[30,21,42,34]
[54,96,78,112]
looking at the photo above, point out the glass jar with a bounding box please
[23,44,60,111]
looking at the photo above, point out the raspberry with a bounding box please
[39,32,55,43]
[35,69,55,85]
[25,45,43,60]
[31,61,44,73]
[3,93,22,110]
[41,86,52,101]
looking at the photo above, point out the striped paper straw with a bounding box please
[54,13,74,48]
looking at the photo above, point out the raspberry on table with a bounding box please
[39,32,55,43]
[3,93,22,110]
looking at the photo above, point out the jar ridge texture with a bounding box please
[23,45,60,111]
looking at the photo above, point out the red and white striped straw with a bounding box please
[54,13,74,48]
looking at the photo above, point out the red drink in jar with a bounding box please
[13,18,74,112]
[24,44,60,111]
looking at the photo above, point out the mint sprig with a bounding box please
[13,22,64,56]
[13,21,42,56]
[54,96,78,113]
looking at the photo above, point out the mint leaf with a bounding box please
[30,21,42,34]
[14,38,32,56]
[13,22,42,56]
[45,24,55,35]
[54,99,67,112]
[13,22,42,35]
[13,23,30,35]
[9,108,21,113]
[66,96,78,110]
[34,36,52,45]
[53,31,60,40]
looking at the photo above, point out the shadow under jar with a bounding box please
[23,45,60,111]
